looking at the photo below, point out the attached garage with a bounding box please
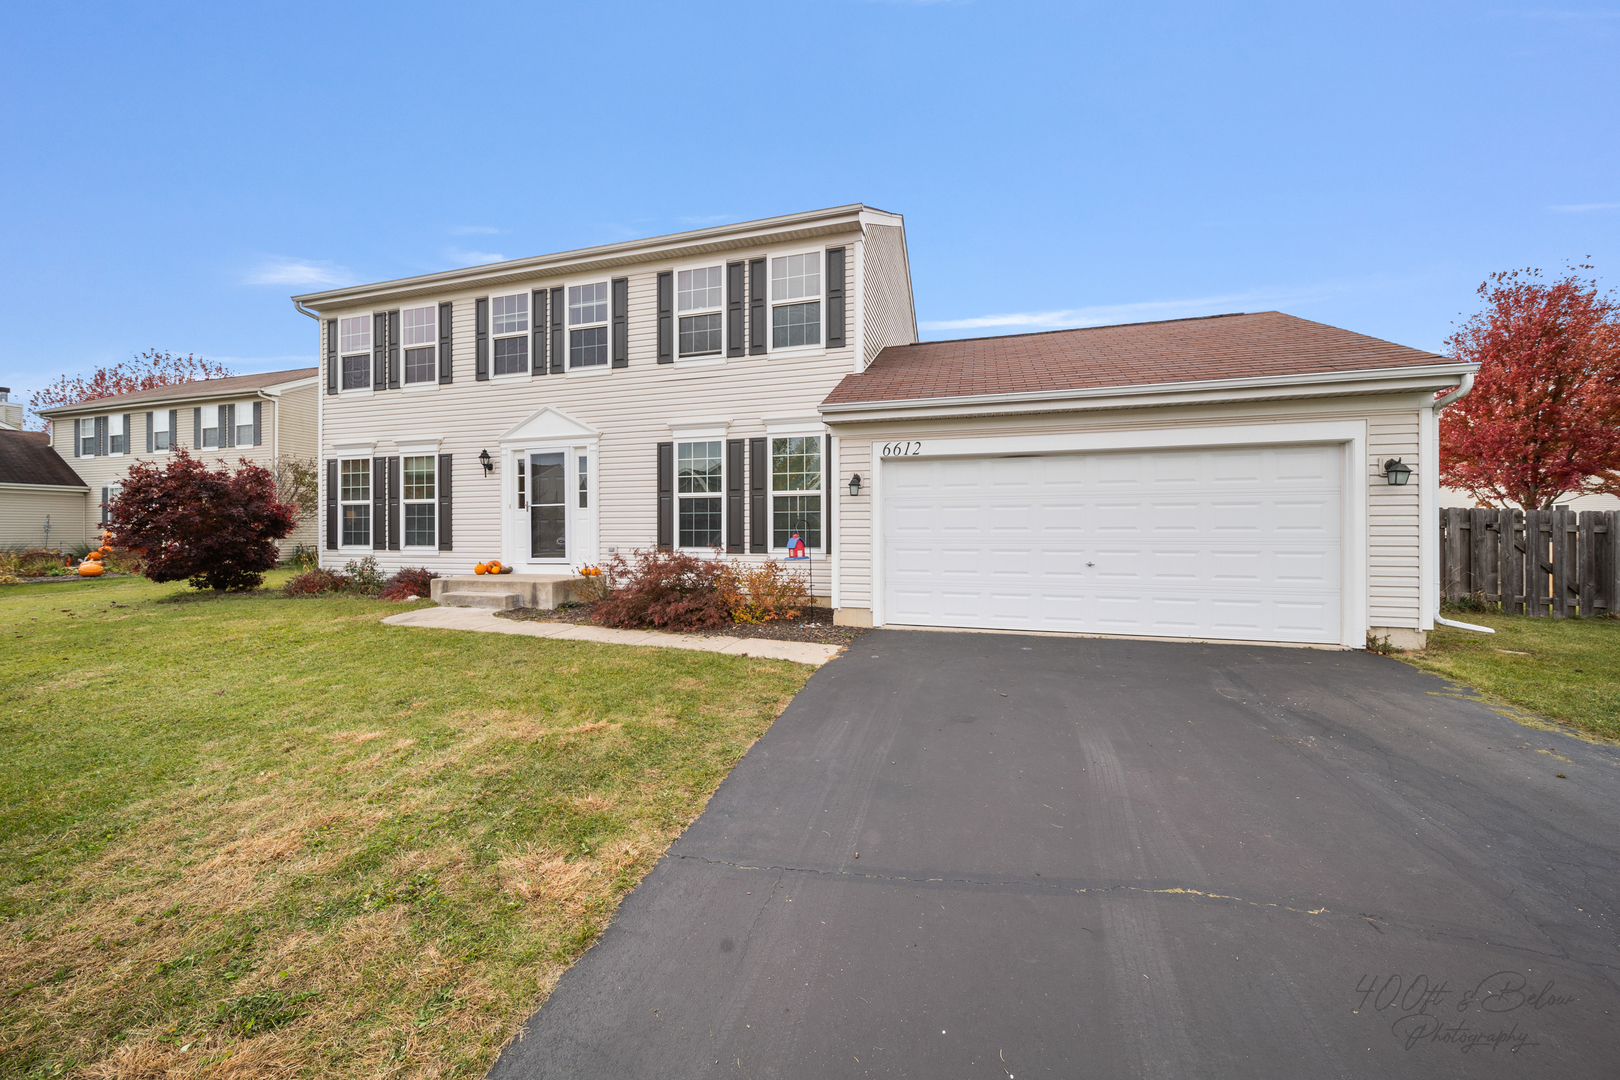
[822,312,1479,650]
[882,444,1343,644]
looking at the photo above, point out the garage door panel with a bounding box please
[881,446,1343,644]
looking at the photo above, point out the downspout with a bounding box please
[1431,372,1494,634]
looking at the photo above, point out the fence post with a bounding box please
[1609,510,1620,616]
[1579,512,1597,617]
[1551,508,1570,618]
[1526,509,1546,617]
[1498,507,1520,614]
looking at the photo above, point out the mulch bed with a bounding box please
[493,602,867,646]
[10,572,135,584]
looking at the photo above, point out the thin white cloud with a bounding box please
[445,247,506,267]
[245,258,357,288]
[1549,201,1620,212]
[920,290,1312,332]
[448,225,501,235]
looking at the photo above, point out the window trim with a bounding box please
[673,260,726,363]
[488,290,532,380]
[400,454,438,549]
[337,312,375,394]
[768,432,825,552]
[399,303,440,387]
[564,277,613,376]
[337,457,373,550]
[675,438,726,550]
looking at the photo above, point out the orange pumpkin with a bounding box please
[487,560,502,573]
[78,562,104,577]
[474,563,488,575]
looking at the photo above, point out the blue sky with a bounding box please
[2,1,1616,411]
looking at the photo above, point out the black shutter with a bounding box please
[750,437,768,552]
[146,412,153,453]
[387,456,401,552]
[824,434,832,549]
[726,439,744,553]
[168,410,177,450]
[437,455,453,550]
[475,298,489,380]
[326,318,338,394]
[71,418,79,457]
[193,407,201,449]
[373,312,387,389]
[223,404,234,448]
[748,258,767,355]
[726,261,745,358]
[123,414,132,455]
[611,276,629,369]
[438,301,454,383]
[549,286,564,374]
[253,402,262,446]
[826,247,846,349]
[531,289,547,377]
[325,459,338,550]
[387,310,401,389]
[656,271,673,364]
[656,442,673,549]
[372,456,386,550]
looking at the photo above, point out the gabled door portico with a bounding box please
[498,407,600,571]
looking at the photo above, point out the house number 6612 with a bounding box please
[881,441,923,457]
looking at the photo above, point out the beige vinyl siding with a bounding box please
[318,248,861,577]
[860,224,917,368]
[0,486,92,550]
[829,396,1427,629]
[273,384,319,550]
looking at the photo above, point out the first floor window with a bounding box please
[340,459,370,546]
[677,440,723,548]
[402,455,436,546]
[578,455,588,508]
[492,293,529,374]
[107,414,125,454]
[201,405,220,448]
[402,305,437,383]
[771,436,822,549]
[235,403,254,446]
[569,282,609,367]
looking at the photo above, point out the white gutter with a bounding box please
[1429,370,1494,634]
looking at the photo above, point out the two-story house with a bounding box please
[296,204,1472,650]
[34,367,320,550]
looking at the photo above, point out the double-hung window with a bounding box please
[107,414,125,455]
[339,315,371,390]
[200,405,221,448]
[152,411,171,451]
[771,436,822,549]
[677,266,724,357]
[676,441,723,548]
[491,294,529,375]
[402,305,437,383]
[234,402,255,446]
[771,253,821,349]
[402,456,436,546]
[80,418,98,457]
[339,459,370,546]
[569,282,610,368]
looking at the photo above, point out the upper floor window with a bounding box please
[339,314,371,390]
[677,266,724,357]
[402,455,437,547]
[569,282,609,368]
[402,305,437,383]
[80,420,97,457]
[234,402,254,446]
[340,459,370,546]
[152,410,171,451]
[491,293,528,375]
[771,253,821,349]
[200,405,221,448]
[107,413,125,455]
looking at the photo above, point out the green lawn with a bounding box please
[0,572,813,1079]
[1400,610,1620,741]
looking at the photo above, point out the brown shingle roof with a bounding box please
[822,312,1453,407]
[0,429,86,487]
[35,367,318,416]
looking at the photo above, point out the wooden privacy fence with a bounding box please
[1440,507,1620,617]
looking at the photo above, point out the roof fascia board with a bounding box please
[294,206,868,311]
[36,382,305,417]
[0,481,90,493]
[819,363,1477,421]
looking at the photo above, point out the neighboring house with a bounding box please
[1439,486,1620,513]
[0,388,25,431]
[33,368,320,551]
[0,428,89,549]
[295,205,1471,650]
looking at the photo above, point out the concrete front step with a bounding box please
[431,573,577,610]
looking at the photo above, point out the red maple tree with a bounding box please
[27,350,234,432]
[1439,266,1620,509]
[107,449,297,592]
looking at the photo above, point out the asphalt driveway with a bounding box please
[490,630,1620,1079]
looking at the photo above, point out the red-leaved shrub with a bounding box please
[380,567,438,601]
[109,449,297,592]
[283,567,349,596]
[591,548,731,630]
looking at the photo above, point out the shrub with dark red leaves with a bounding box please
[379,567,438,601]
[108,449,297,592]
[283,567,349,596]
[591,548,731,631]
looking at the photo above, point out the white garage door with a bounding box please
[881,445,1343,644]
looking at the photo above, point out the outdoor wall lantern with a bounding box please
[1382,458,1412,486]
[848,473,863,497]
[479,449,494,475]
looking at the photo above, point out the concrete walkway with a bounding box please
[381,605,842,666]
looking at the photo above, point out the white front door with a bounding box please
[880,445,1344,644]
